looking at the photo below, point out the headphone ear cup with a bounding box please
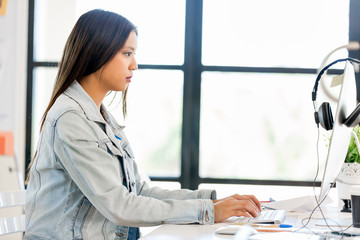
[318,102,334,130]
[344,103,360,127]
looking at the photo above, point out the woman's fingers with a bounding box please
[235,199,261,217]
[214,197,261,223]
[229,194,262,211]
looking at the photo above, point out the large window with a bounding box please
[27,0,360,195]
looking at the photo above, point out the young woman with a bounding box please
[24,9,261,240]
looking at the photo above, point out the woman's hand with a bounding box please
[213,194,261,210]
[213,194,261,223]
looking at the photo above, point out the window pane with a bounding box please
[31,67,58,156]
[34,0,185,65]
[199,72,340,181]
[103,70,183,177]
[202,0,349,68]
[34,0,76,62]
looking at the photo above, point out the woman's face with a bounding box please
[100,31,138,92]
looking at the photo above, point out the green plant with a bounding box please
[345,125,360,163]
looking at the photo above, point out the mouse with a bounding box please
[215,225,258,236]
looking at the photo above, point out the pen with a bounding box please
[255,228,292,233]
[234,223,278,228]
[234,223,293,228]
[278,224,293,228]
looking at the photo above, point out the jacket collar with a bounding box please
[64,80,106,124]
[100,105,125,130]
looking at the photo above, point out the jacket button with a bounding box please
[131,182,135,186]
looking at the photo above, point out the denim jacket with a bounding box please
[24,81,216,240]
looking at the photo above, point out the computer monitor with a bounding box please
[318,61,358,203]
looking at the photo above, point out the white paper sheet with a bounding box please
[262,195,332,211]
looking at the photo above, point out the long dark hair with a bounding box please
[26,9,137,184]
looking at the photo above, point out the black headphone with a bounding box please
[312,58,360,130]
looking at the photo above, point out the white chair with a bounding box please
[0,190,26,237]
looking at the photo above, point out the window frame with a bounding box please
[26,0,360,190]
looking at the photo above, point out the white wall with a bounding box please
[0,0,28,184]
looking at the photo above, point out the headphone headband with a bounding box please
[312,57,360,102]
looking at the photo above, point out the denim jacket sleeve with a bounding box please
[53,110,215,226]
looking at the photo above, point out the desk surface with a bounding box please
[140,223,233,240]
[140,210,359,240]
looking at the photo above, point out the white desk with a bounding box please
[140,223,233,240]
[140,209,360,240]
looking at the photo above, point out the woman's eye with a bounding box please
[124,52,132,57]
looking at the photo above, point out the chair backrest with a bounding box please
[0,190,26,236]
